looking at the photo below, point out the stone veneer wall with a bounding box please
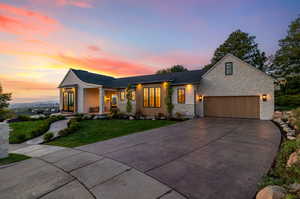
[0,122,9,159]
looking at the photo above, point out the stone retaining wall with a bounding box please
[0,122,9,158]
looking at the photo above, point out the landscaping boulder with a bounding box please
[288,183,300,193]
[287,135,296,140]
[0,122,9,159]
[256,185,286,199]
[129,116,135,120]
[287,149,300,167]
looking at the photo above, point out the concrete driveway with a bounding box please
[0,118,281,199]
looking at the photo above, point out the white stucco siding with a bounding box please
[197,55,274,120]
[172,85,195,117]
[59,70,102,113]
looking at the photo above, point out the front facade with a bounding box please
[58,54,275,120]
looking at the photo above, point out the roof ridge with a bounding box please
[116,68,204,80]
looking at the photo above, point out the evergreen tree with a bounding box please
[272,16,300,77]
[211,30,267,71]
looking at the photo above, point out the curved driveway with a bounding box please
[0,118,281,199]
[79,118,281,199]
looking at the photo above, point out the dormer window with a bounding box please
[225,62,233,76]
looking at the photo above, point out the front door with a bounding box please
[63,89,75,112]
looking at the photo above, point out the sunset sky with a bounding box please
[0,0,299,103]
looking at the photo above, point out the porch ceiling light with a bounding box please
[198,95,203,101]
[262,94,267,101]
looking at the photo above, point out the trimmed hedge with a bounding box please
[57,118,80,137]
[43,132,54,142]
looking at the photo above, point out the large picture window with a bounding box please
[143,87,161,108]
[177,88,185,104]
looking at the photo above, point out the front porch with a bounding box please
[60,86,120,114]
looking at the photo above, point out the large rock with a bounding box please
[0,122,9,159]
[288,183,300,193]
[256,185,286,199]
[287,150,300,167]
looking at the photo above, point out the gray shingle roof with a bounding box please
[71,68,208,88]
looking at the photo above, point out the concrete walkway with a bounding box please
[26,119,69,145]
[0,118,281,199]
[0,147,183,199]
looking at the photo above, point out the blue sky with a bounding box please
[0,0,299,102]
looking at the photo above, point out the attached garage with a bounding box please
[203,96,260,119]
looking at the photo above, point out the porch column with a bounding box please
[77,86,84,113]
[99,87,104,114]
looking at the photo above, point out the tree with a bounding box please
[0,83,12,122]
[156,65,188,74]
[125,84,132,114]
[272,16,300,77]
[211,30,267,71]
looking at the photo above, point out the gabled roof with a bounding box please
[71,69,116,86]
[71,68,208,88]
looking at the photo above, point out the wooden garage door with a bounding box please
[204,96,260,119]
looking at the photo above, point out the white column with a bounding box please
[0,122,9,158]
[77,86,84,113]
[99,87,104,114]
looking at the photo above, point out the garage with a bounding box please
[203,96,260,119]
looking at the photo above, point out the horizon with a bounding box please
[0,0,299,103]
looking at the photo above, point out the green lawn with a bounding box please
[9,120,45,143]
[47,119,177,147]
[0,153,30,166]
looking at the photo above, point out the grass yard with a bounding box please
[47,119,177,147]
[0,153,30,166]
[9,120,46,143]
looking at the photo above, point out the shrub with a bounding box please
[17,115,31,121]
[164,82,174,118]
[16,133,26,143]
[111,108,120,119]
[276,95,300,108]
[43,132,54,142]
[135,111,145,120]
[175,112,183,119]
[58,118,80,137]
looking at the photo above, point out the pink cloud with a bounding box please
[50,53,155,77]
[88,45,101,52]
[55,0,94,8]
[0,3,61,36]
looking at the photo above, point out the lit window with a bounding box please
[177,88,185,104]
[225,62,233,75]
[144,88,149,107]
[131,91,136,100]
[143,87,161,108]
[120,91,125,101]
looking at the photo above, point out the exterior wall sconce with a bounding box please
[262,94,267,101]
[198,95,203,102]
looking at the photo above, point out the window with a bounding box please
[225,62,233,75]
[143,87,161,108]
[120,91,125,101]
[177,88,185,104]
[131,91,136,100]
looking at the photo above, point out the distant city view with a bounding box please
[10,101,60,116]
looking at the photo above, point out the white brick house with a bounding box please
[59,54,275,120]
